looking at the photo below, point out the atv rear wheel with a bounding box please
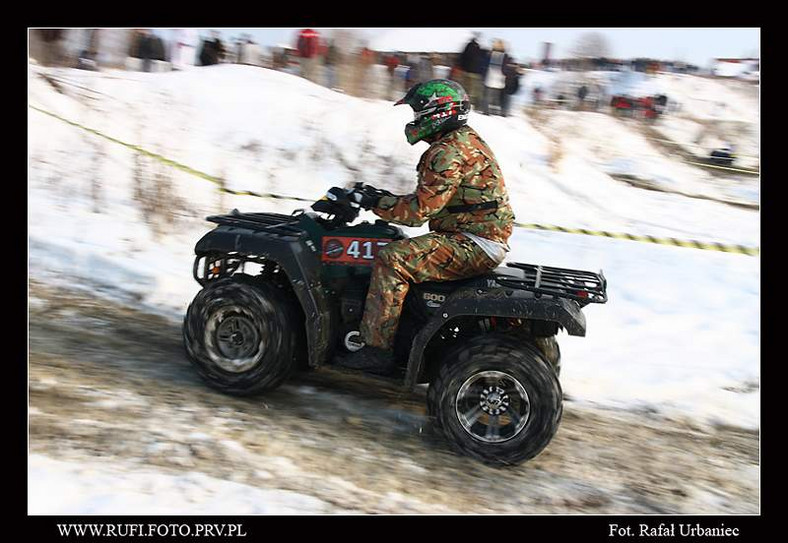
[183,277,300,395]
[427,335,562,466]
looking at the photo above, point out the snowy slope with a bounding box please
[28,63,759,430]
[30,65,759,241]
[28,454,340,515]
[517,69,760,170]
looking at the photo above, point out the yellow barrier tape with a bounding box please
[515,223,759,256]
[30,104,759,257]
[29,105,315,204]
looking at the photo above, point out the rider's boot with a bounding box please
[335,337,397,376]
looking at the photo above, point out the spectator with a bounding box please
[238,35,262,66]
[589,83,604,111]
[459,33,486,108]
[152,33,167,63]
[199,31,225,66]
[77,29,100,71]
[272,47,288,71]
[296,28,321,82]
[393,57,409,96]
[228,36,243,64]
[133,29,164,72]
[448,62,462,82]
[324,41,341,89]
[404,54,418,87]
[481,39,512,116]
[38,29,64,66]
[351,45,375,97]
[171,28,198,70]
[533,85,543,105]
[411,53,434,85]
[384,52,400,99]
[503,62,521,116]
[577,84,588,110]
[324,40,340,90]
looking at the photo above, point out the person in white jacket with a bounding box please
[171,28,198,70]
[482,40,510,116]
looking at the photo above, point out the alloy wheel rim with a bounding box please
[455,371,530,443]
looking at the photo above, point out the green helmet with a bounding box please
[394,79,471,145]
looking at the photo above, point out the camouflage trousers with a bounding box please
[359,232,500,350]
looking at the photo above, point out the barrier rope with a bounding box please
[30,104,759,256]
[514,223,759,256]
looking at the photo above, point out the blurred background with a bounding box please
[28,27,759,516]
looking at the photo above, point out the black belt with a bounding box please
[445,200,499,214]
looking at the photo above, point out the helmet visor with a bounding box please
[413,106,437,121]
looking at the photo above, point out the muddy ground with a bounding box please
[28,279,759,514]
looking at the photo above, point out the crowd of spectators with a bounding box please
[33,28,697,123]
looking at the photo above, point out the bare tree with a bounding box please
[570,32,611,60]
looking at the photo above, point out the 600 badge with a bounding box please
[321,237,392,266]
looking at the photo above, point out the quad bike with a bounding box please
[183,185,607,466]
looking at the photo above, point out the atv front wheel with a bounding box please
[183,277,300,395]
[428,335,563,466]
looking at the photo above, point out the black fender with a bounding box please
[194,225,333,368]
[404,287,586,389]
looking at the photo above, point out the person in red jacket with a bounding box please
[296,28,320,82]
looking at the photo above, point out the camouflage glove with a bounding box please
[348,183,391,210]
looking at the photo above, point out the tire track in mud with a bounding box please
[28,280,759,514]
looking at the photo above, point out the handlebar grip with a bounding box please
[326,186,347,201]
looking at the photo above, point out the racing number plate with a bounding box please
[321,237,392,266]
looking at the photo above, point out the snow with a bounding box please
[713,60,759,79]
[514,228,759,428]
[28,62,759,512]
[27,62,759,418]
[369,28,475,53]
[28,454,335,515]
[515,68,760,177]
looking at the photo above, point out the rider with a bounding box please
[339,79,515,374]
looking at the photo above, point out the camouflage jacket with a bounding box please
[373,125,514,245]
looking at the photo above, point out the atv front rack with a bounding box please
[206,210,305,238]
[496,263,607,305]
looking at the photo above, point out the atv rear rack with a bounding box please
[496,263,607,305]
[206,210,305,238]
